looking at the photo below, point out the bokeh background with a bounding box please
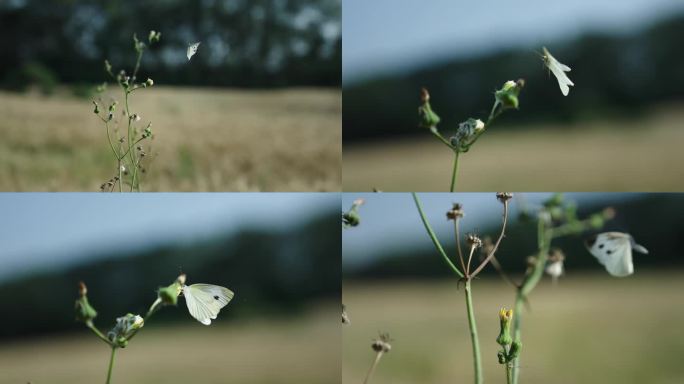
[343,0,684,191]
[342,193,684,384]
[0,0,341,191]
[0,193,340,383]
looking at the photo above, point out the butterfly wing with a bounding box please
[187,42,200,61]
[183,284,234,325]
[586,232,633,277]
[543,47,574,96]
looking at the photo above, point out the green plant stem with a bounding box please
[363,351,384,384]
[450,151,460,192]
[86,320,113,346]
[429,127,454,149]
[464,279,483,384]
[412,193,464,278]
[106,346,116,384]
[505,362,513,384]
[511,218,551,384]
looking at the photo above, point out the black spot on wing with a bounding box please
[214,295,219,300]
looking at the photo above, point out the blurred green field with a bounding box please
[0,303,338,384]
[0,87,340,191]
[343,105,684,191]
[343,272,684,384]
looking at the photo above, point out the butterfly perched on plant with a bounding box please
[181,282,234,325]
[541,47,574,96]
[585,232,648,277]
[187,42,201,61]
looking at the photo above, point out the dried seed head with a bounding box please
[446,203,465,220]
[496,192,513,203]
[371,332,392,353]
[466,233,482,249]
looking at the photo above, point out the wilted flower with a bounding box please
[451,118,485,148]
[107,313,144,347]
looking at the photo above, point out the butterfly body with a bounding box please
[585,232,648,277]
[542,47,574,96]
[182,283,234,325]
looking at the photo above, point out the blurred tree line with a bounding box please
[347,194,684,279]
[0,208,339,340]
[0,0,341,93]
[344,15,684,142]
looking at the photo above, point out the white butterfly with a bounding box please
[182,283,234,325]
[585,232,648,277]
[542,47,574,96]
[187,42,201,61]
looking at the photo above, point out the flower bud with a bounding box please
[145,78,154,87]
[418,88,441,129]
[497,351,507,364]
[496,308,513,347]
[508,339,522,360]
[74,281,98,323]
[495,79,524,110]
[92,101,100,114]
[158,274,184,306]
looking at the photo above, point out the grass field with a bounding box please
[0,87,340,191]
[0,302,338,384]
[343,104,684,191]
[343,272,684,384]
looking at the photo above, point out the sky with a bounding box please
[343,0,684,84]
[342,193,644,269]
[0,193,337,282]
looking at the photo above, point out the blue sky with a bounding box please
[343,0,684,84]
[0,193,337,282]
[342,193,643,269]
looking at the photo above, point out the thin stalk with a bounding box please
[86,321,113,346]
[429,127,454,149]
[450,151,460,192]
[363,351,384,384]
[412,193,464,278]
[106,346,116,384]
[123,91,139,192]
[470,201,510,277]
[454,219,466,273]
[464,280,483,384]
[505,362,513,384]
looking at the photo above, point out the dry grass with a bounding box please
[343,272,684,384]
[343,105,684,191]
[0,87,341,191]
[0,302,339,384]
